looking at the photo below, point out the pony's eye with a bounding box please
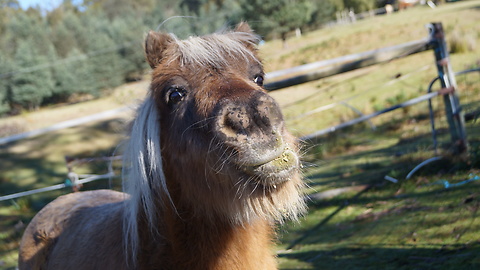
[167,87,186,105]
[253,74,264,87]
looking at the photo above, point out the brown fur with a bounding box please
[18,190,128,269]
[18,23,305,270]
[138,201,277,269]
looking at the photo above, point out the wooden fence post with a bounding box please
[429,22,468,154]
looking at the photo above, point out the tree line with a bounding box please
[0,0,385,116]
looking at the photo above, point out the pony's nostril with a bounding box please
[254,95,283,130]
[225,107,250,130]
[219,106,250,138]
[217,92,284,139]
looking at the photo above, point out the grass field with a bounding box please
[1,1,480,269]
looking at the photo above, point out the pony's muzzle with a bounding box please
[214,91,298,184]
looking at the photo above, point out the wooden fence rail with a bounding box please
[266,22,468,154]
[264,38,430,91]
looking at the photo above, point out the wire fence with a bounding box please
[0,156,122,202]
[0,172,116,202]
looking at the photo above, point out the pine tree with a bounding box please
[85,29,124,91]
[343,0,376,13]
[310,0,341,27]
[11,39,54,110]
[52,48,98,100]
[241,0,314,42]
[51,19,78,58]
[110,14,148,81]
[8,11,52,55]
[62,11,90,53]
[0,51,13,115]
[51,47,85,102]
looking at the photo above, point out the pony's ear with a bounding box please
[234,22,253,34]
[234,22,260,48]
[145,31,174,69]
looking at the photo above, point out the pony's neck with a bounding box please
[139,201,277,270]
[172,208,275,269]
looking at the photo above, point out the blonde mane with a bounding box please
[122,95,170,263]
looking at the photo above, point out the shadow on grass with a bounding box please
[279,180,480,269]
[284,182,480,247]
[279,243,480,270]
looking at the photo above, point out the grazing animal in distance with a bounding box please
[18,22,306,270]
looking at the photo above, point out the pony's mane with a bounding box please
[122,95,168,263]
[170,31,261,68]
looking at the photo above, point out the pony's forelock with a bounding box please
[171,31,261,68]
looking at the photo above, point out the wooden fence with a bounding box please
[265,22,468,155]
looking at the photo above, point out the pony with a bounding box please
[18,22,306,270]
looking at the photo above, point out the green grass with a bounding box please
[1,1,480,269]
[277,168,480,269]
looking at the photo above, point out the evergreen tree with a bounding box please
[109,14,148,80]
[52,48,98,101]
[343,0,376,13]
[50,18,78,58]
[241,0,314,42]
[10,39,54,110]
[191,0,243,35]
[62,11,90,52]
[1,0,371,114]
[69,49,99,95]
[0,51,13,115]
[180,0,203,15]
[310,0,342,27]
[7,11,52,55]
[0,0,20,36]
[51,56,77,102]
[85,26,124,91]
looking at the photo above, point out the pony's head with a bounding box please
[123,23,305,240]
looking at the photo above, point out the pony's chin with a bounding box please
[239,146,299,188]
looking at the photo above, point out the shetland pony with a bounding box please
[18,22,306,270]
